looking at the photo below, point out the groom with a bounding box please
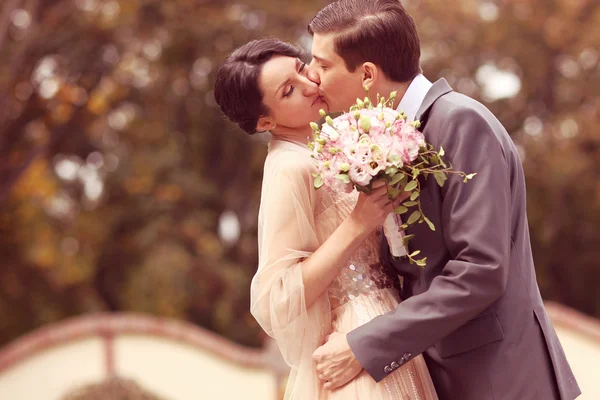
[307,1,581,399]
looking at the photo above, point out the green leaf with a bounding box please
[314,175,324,189]
[423,216,435,231]
[402,234,415,245]
[311,172,319,178]
[439,146,445,157]
[388,155,402,164]
[410,191,419,201]
[416,257,427,268]
[403,201,418,207]
[404,180,418,192]
[386,166,398,176]
[388,188,401,198]
[407,210,421,225]
[394,206,408,215]
[401,224,408,229]
[390,172,404,185]
[466,173,477,180]
[336,174,351,183]
[434,171,447,187]
[409,250,421,257]
[412,168,420,179]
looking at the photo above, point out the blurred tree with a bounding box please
[0,0,326,348]
[0,0,598,350]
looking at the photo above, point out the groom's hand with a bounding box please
[313,332,363,390]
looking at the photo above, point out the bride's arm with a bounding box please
[252,153,399,340]
[300,183,392,308]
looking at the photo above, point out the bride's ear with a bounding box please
[361,62,379,92]
[256,116,277,132]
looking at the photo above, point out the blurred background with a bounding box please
[0,0,598,399]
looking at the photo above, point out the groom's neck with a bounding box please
[370,79,411,109]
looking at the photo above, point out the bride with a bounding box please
[214,38,438,400]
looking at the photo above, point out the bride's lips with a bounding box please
[311,96,324,106]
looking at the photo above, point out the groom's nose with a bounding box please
[306,62,321,85]
[302,78,320,96]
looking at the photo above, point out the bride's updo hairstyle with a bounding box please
[214,38,303,134]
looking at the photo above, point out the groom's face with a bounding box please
[309,33,366,113]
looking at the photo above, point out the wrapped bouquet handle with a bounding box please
[383,212,407,257]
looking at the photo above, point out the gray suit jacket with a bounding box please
[347,79,581,400]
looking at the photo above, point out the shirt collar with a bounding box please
[396,74,433,122]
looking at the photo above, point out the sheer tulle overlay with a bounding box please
[251,139,438,400]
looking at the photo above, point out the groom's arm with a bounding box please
[348,105,512,382]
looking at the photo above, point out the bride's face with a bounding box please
[258,55,328,130]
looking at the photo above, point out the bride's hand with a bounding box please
[349,180,398,233]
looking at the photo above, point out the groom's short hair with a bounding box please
[308,0,420,82]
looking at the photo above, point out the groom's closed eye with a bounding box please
[311,56,329,72]
[298,61,307,74]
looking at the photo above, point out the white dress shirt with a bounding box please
[396,74,433,122]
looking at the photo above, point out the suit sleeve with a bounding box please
[347,106,512,382]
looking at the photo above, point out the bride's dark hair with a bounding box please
[214,38,304,134]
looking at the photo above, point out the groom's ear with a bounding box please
[361,62,379,91]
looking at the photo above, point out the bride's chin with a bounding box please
[313,100,329,113]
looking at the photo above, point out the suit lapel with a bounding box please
[415,78,453,125]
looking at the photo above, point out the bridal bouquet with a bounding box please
[308,92,476,267]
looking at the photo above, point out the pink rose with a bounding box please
[366,146,386,176]
[348,162,372,186]
[388,136,406,167]
[391,119,407,137]
[368,120,386,138]
[355,142,372,165]
[321,168,350,193]
[382,107,400,124]
[399,124,424,163]
[370,129,393,150]
[334,112,355,125]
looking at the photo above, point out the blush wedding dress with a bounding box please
[251,139,439,400]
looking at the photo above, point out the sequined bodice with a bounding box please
[315,188,400,310]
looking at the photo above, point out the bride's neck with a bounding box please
[271,126,312,145]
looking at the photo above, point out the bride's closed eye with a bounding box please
[283,86,295,97]
[283,61,307,98]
